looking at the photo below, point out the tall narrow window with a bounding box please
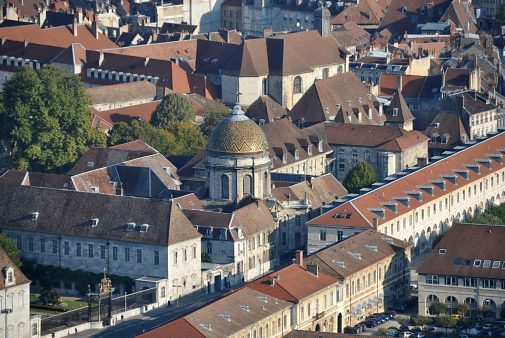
[243,175,252,195]
[293,76,302,94]
[221,175,230,199]
[262,78,268,95]
[322,68,329,79]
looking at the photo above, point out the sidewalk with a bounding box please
[68,290,224,338]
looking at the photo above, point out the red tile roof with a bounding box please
[309,132,505,229]
[138,318,205,338]
[245,263,338,302]
[0,23,117,50]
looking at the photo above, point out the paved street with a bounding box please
[70,291,225,338]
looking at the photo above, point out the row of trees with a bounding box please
[0,66,230,173]
[469,203,505,225]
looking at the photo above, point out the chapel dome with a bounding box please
[206,105,268,154]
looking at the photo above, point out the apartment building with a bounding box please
[305,230,411,327]
[418,223,505,319]
[307,132,505,256]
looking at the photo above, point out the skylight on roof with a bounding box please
[492,261,500,269]
[483,260,491,268]
[473,259,481,267]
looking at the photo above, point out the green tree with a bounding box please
[109,121,176,154]
[457,303,469,316]
[479,305,494,318]
[199,102,230,137]
[150,93,195,129]
[343,161,376,193]
[496,5,505,26]
[1,66,106,172]
[166,120,207,156]
[201,253,212,263]
[38,289,62,306]
[0,234,22,267]
[429,302,447,316]
[434,315,458,328]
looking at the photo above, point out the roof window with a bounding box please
[368,207,386,218]
[453,168,469,179]
[219,314,231,321]
[239,305,250,312]
[482,260,491,268]
[31,212,40,221]
[438,248,446,254]
[139,224,150,233]
[91,218,99,228]
[492,261,500,269]
[473,259,481,267]
[126,222,136,232]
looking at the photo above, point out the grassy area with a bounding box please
[30,294,87,314]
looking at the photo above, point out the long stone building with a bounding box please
[307,131,505,255]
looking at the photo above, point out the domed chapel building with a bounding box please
[206,104,271,202]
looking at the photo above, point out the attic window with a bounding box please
[87,161,94,169]
[294,149,300,160]
[393,196,410,207]
[257,295,268,303]
[417,185,434,195]
[333,213,351,219]
[91,218,99,228]
[31,212,40,221]
[199,324,212,331]
[366,245,377,252]
[441,174,458,185]
[139,224,149,233]
[483,260,491,268]
[205,227,213,238]
[3,267,15,286]
[368,207,386,218]
[401,6,408,13]
[473,259,481,267]
[488,153,503,163]
[381,202,398,213]
[336,261,345,268]
[350,252,361,260]
[464,163,480,174]
[282,154,288,164]
[492,261,500,268]
[453,168,469,179]
[392,108,399,116]
[126,222,136,232]
[318,140,323,152]
[91,186,100,193]
[475,158,491,169]
[307,145,312,156]
[219,314,231,321]
[438,248,446,254]
[429,179,446,191]
[406,190,422,201]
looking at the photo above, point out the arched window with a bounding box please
[243,175,252,196]
[221,175,230,199]
[293,76,302,94]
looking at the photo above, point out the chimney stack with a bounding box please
[72,16,78,36]
[372,218,379,229]
[93,14,99,39]
[396,74,402,90]
[295,250,304,267]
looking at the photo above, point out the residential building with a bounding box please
[245,95,287,124]
[183,199,278,285]
[331,0,388,31]
[68,140,182,194]
[246,259,345,333]
[329,21,370,55]
[305,230,411,327]
[271,174,348,257]
[323,123,429,182]
[289,72,385,127]
[86,81,159,111]
[424,111,470,157]
[384,89,416,131]
[0,247,39,338]
[418,223,505,319]
[307,131,505,256]
[138,287,293,337]
[0,185,202,300]
[261,118,333,176]
[350,57,409,88]
[221,30,348,109]
[221,0,242,31]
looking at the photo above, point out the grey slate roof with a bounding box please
[0,185,201,245]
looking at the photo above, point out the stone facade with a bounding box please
[3,230,201,299]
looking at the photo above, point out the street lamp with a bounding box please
[172,285,182,308]
[1,309,12,338]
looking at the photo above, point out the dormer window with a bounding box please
[139,224,149,233]
[282,154,288,164]
[3,267,15,286]
[126,222,136,232]
[318,141,323,152]
[307,145,312,156]
[392,108,399,117]
[294,149,299,160]
[91,218,99,228]
[31,212,39,221]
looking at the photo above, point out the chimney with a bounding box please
[77,7,83,23]
[93,14,99,39]
[98,51,104,66]
[396,75,402,90]
[295,250,304,267]
[72,17,78,36]
[307,264,319,277]
[372,218,378,229]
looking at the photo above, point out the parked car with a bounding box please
[344,326,358,334]
[394,304,406,312]
[386,329,400,337]
[364,320,376,328]
[399,324,410,332]
[483,324,493,331]
[402,332,413,338]
[386,309,398,317]
[413,333,426,338]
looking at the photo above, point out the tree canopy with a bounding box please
[150,93,195,129]
[343,161,376,193]
[428,302,447,316]
[0,234,22,267]
[496,5,505,26]
[200,102,230,137]
[0,66,106,172]
[109,120,206,156]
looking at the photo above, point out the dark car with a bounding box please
[399,324,410,332]
[364,320,376,328]
[344,326,358,334]
[382,312,393,320]
[394,304,406,312]
[386,309,398,317]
